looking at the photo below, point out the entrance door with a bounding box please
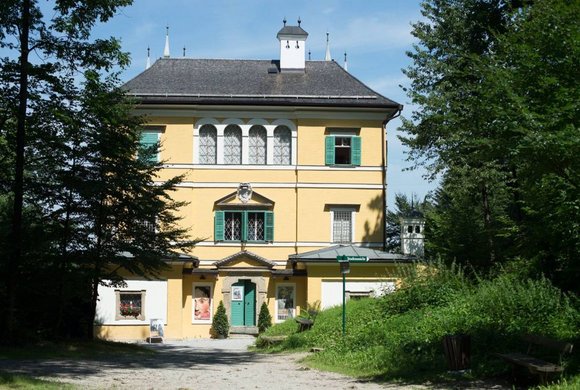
[231,280,256,326]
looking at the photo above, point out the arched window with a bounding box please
[273,125,291,165]
[249,125,267,165]
[199,124,217,164]
[224,124,242,165]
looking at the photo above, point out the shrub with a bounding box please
[381,260,471,315]
[211,301,229,338]
[258,302,272,333]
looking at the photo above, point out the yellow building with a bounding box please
[95,21,415,340]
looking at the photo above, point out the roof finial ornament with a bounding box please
[308,50,311,61]
[298,17,302,27]
[325,32,332,61]
[344,51,348,71]
[163,25,170,58]
[183,46,186,57]
[283,17,287,26]
[146,46,151,69]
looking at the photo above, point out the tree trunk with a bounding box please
[480,184,496,265]
[6,0,31,343]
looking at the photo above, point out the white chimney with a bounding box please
[277,18,308,72]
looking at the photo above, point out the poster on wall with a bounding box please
[232,286,243,301]
[150,318,164,339]
[194,286,212,321]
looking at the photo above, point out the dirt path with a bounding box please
[0,338,506,389]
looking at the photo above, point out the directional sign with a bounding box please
[336,255,369,263]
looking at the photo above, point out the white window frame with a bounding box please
[330,207,356,244]
[115,290,146,321]
[192,283,213,324]
[248,125,267,165]
[275,283,296,323]
[199,124,217,164]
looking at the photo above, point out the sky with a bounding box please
[90,0,437,208]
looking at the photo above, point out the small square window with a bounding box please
[331,208,355,244]
[115,290,146,321]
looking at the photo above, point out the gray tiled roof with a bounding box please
[289,245,412,263]
[277,25,308,38]
[123,58,401,109]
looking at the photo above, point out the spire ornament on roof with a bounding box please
[146,46,151,69]
[183,46,186,57]
[344,51,348,71]
[325,32,332,61]
[298,17,302,27]
[283,17,287,26]
[163,26,170,58]
[308,50,311,61]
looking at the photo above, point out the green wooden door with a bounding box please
[231,282,245,326]
[244,281,256,327]
[230,280,256,326]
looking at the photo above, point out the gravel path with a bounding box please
[0,337,507,390]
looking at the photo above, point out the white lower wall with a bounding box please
[96,280,168,325]
[320,280,395,309]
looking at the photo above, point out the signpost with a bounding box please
[337,255,368,336]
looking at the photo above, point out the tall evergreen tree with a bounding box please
[401,0,579,290]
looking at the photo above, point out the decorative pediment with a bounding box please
[215,183,274,208]
[214,251,275,269]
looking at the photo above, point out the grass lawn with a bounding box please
[0,372,75,389]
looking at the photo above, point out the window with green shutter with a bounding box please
[139,131,159,164]
[214,210,274,243]
[325,135,361,166]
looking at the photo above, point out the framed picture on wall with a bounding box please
[232,286,243,301]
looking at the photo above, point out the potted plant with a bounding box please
[258,302,272,333]
[211,300,229,339]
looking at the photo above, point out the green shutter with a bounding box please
[214,211,224,241]
[241,212,248,242]
[351,136,361,166]
[139,131,159,164]
[139,131,159,163]
[264,211,274,242]
[325,136,335,165]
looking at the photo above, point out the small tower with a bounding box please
[277,18,308,71]
[400,209,425,257]
[325,32,332,61]
[163,26,171,58]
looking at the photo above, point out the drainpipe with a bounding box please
[382,105,403,251]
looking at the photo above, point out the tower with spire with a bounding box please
[325,32,332,61]
[163,26,171,58]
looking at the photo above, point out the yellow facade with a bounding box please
[96,33,408,339]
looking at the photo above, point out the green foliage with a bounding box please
[0,372,75,389]
[211,301,229,338]
[257,302,272,333]
[381,261,471,315]
[258,265,579,383]
[400,0,580,291]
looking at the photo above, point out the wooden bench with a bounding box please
[259,335,287,347]
[295,317,314,332]
[495,334,573,384]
